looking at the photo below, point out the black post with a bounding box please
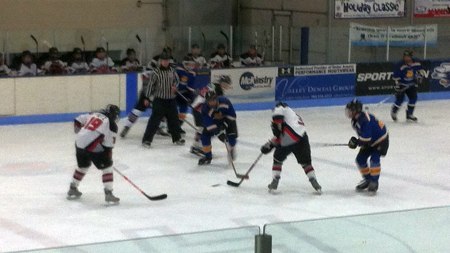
[300,27,309,65]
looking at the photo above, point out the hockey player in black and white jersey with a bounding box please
[41,47,68,75]
[260,102,322,194]
[187,44,207,69]
[67,104,121,203]
[120,48,141,72]
[240,45,263,67]
[209,44,232,69]
[68,48,89,74]
[18,50,41,76]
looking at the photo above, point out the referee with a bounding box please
[142,52,185,147]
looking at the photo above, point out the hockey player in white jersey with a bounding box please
[67,104,121,203]
[260,102,322,194]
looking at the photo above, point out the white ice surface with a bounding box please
[1,100,449,252]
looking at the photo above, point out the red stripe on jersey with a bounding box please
[284,127,300,142]
[102,173,113,182]
[86,135,105,152]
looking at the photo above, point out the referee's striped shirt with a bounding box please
[146,66,179,99]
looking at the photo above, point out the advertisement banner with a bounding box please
[350,23,438,47]
[210,67,277,103]
[414,0,450,18]
[429,60,450,92]
[355,62,431,96]
[275,64,356,100]
[335,0,405,19]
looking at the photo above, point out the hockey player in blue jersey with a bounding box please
[176,56,197,134]
[198,91,238,165]
[346,99,389,194]
[391,49,426,122]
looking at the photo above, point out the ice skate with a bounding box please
[406,114,418,122]
[67,183,82,199]
[190,146,205,156]
[268,176,280,191]
[142,141,151,148]
[156,127,170,136]
[309,178,322,194]
[104,189,120,203]
[198,157,212,165]
[120,126,130,138]
[368,181,379,195]
[355,179,370,192]
[390,111,398,122]
[174,138,186,145]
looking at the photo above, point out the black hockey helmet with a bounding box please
[22,50,33,58]
[218,75,231,85]
[217,43,226,50]
[191,43,200,49]
[275,101,288,108]
[95,47,106,53]
[72,47,82,54]
[205,90,218,102]
[346,99,363,118]
[126,48,136,55]
[403,49,413,57]
[101,104,120,122]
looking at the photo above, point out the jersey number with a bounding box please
[85,117,103,131]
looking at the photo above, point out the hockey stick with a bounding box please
[113,167,167,201]
[201,32,206,51]
[80,36,86,61]
[136,34,143,65]
[364,85,410,111]
[30,34,39,75]
[312,143,348,147]
[227,153,263,187]
[220,30,229,47]
[223,140,248,179]
[106,41,110,71]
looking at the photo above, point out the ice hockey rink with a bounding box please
[1,100,449,252]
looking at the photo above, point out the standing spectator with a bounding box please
[0,53,11,76]
[42,47,68,75]
[121,48,141,72]
[18,50,40,76]
[142,51,185,147]
[240,45,263,67]
[210,44,232,69]
[90,47,115,73]
[69,48,89,74]
[187,44,207,69]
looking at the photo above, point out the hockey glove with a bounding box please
[217,130,227,143]
[348,136,358,149]
[261,141,275,154]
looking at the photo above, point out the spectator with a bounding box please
[69,48,89,74]
[149,47,176,69]
[240,45,263,67]
[42,47,68,75]
[120,48,141,72]
[187,44,207,69]
[18,50,40,76]
[210,43,232,69]
[90,47,115,73]
[0,53,11,76]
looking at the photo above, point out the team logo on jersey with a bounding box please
[239,72,273,91]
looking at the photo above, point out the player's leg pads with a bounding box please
[102,167,114,191]
[72,167,89,186]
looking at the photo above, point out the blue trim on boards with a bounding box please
[126,73,138,114]
[1,91,450,126]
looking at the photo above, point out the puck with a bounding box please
[211,184,221,187]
